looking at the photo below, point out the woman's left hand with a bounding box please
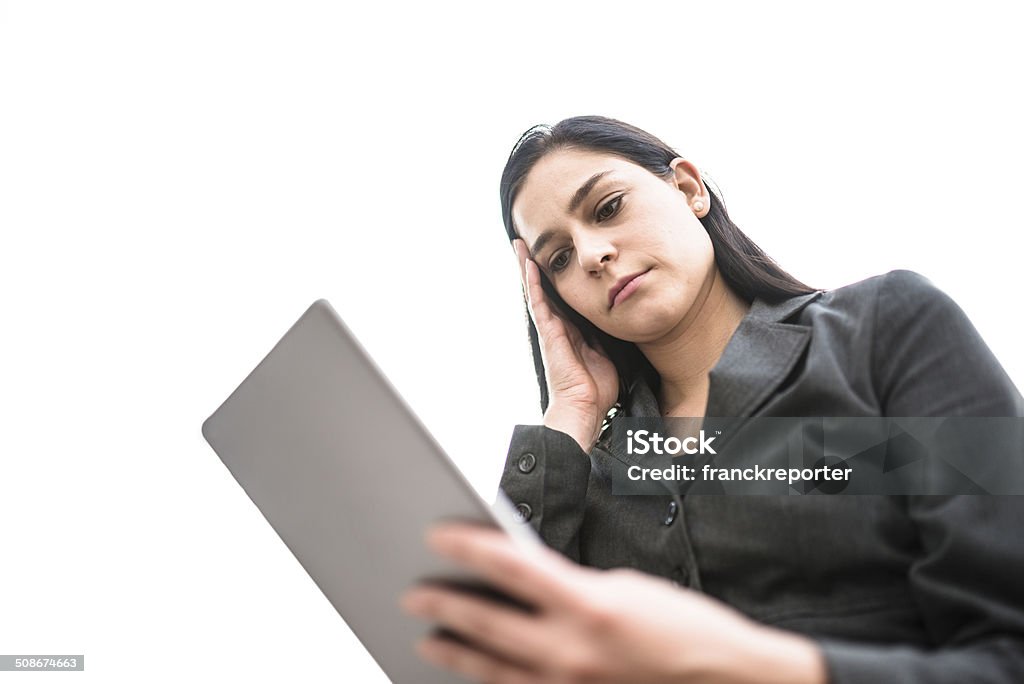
[400,524,826,684]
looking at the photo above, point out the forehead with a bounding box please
[512,148,649,237]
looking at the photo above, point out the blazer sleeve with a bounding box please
[817,270,1024,684]
[496,424,592,563]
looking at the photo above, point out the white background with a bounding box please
[1,2,1021,682]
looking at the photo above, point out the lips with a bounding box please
[608,269,651,308]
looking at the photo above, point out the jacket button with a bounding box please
[663,500,679,526]
[513,503,533,523]
[517,452,537,474]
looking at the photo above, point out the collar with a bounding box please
[623,290,824,419]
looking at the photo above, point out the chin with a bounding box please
[611,297,694,343]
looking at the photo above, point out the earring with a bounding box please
[693,200,705,214]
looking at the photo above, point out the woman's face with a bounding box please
[512,148,715,344]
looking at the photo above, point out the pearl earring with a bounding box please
[693,200,705,214]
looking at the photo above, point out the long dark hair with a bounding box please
[499,115,815,414]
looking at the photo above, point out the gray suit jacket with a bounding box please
[499,270,1024,683]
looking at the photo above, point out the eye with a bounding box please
[596,194,623,222]
[550,249,572,273]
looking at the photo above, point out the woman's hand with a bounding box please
[401,524,826,684]
[514,238,619,452]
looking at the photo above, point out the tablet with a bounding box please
[202,299,538,683]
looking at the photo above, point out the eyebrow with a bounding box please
[569,170,614,214]
[528,170,614,260]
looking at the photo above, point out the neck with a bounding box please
[638,268,751,415]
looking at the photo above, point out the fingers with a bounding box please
[513,240,539,319]
[513,240,558,332]
[415,636,537,684]
[525,260,561,331]
[401,585,554,667]
[512,239,531,299]
[425,524,582,612]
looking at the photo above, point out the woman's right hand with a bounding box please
[514,239,619,452]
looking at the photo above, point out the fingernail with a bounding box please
[416,638,445,664]
[400,590,429,616]
[426,527,457,554]
[399,590,417,610]
[428,526,473,560]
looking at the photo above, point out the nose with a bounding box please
[576,233,616,275]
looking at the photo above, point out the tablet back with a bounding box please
[202,299,535,683]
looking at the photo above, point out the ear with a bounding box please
[669,157,710,218]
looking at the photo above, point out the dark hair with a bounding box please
[499,115,815,414]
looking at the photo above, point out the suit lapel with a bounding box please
[706,291,822,417]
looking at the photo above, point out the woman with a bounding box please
[400,116,1024,683]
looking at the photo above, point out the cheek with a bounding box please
[552,280,588,314]
[668,224,715,271]
[550,278,607,326]
[695,233,717,271]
